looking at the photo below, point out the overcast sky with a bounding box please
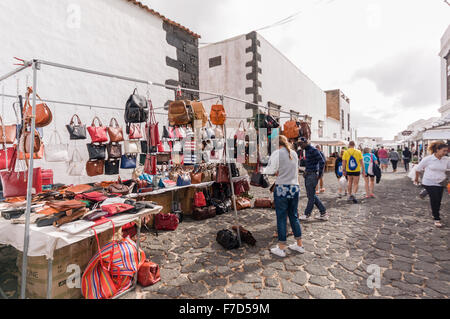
[143,0,450,139]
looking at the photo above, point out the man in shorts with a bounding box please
[342,141,365,203]
[377,146,389,172]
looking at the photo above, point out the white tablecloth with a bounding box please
[0,206,162,259]
[127,181,215,198]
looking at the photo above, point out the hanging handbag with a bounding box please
[125,88,149,129]
[45,130,69,162]
[210,104,226,126]
[190,171,203,184]
[0,115,17,144]
[156,152,171,165]
[105,159,120,175]
[154,213,179,231]
[177,173,191,186]
[138,260,161,287]
[168,100,191,126]
[299,121,311,140]
[106,143,122,159]
[87,143,107,160]
[162,126,170,139]
[141,140,148,154]
[87,117,108,143]
[86,160,105,177]
[144,154,157,175]
[194,191,207,207]
[18,130,44,160]
[129,123,143,140]
[216,164,230,183]
[250,164,270,188]
[124,140,141,154]
[146,100,160,151]
[120,155,137,169]
[107,118,124,143]
[66,114,87,140]
[284,120,300,139]
[0,144,14,170]
[191,101,208,128]
[68,149,85,176]
[23,87,53,128]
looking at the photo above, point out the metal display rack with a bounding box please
[0,58,306,299]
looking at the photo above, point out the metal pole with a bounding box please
[0,63,32,83]
[20,60,38,299]
[46,258,53,299]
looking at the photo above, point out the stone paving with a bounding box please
[128,170,450,299]
[0,170,449,299]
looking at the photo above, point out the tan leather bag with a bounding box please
[191,101,208,128]
[23,130,42,153]
[107,118,124,142]
[190,171,203,184]
[253,198,273,208]
[65,184,93,195]
[210,104,226,126]
[86,160,105,177]
[283,120,299,139]
[24,87,53,128]
[168,100,191,126]
[0,116,17,144]
[235,197,252,211]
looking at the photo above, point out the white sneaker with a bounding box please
[316,213,329,221]
[288,244,305,254]
[270,246,286,257]
[299,214,311,221]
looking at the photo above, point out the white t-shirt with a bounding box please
[416,155,450,187]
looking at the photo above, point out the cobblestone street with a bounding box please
[126,170,450,299]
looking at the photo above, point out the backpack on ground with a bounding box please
[216,229,240,250]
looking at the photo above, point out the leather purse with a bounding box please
[23,129,41,154]
[191,101,208,128]
[102,203,135,216]
[129,123,143,140]
[48,200,86,213]
[177,173,191,187]
[234,179,250,196]
[87,117,108,143]
[0,115,17,144]
[66,114,87,140]
[105,159,120,175]
[0,143,14,170]
[120,155,137,169]
[144,154,157,175]
[125,88,149,127]
[23,87,53,128]
[216,164,230,183]
[138,260,161,287]
[194,191,207,207]
[107,178,131,195]
[86,160,105,177]
[284,120,300,139]
[83,210,108,222]
[87,143,107,160]
[158,177,176,188]
[168,100,191,126]
[210,104,226,126]
[254,198,273,208]
[156,152,171,165]
[124,140,141,154]
[107,143,122,159]
[76,191,108,202]
[0,167,42,197]
[250,172,270,188]
[107,118,124,142]
[146,100,160,150]
[190,171,203,184]
[154,213,179,231]
[65,184,92,195]
[192,206,216,221]
[235,197,252,210]
[141,140,148,154]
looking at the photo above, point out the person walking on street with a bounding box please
[298,138,328,221]
[263,135,305,257]
[403,147,412,172]
[335,150,346,198]
[315,145,326,194]
[415,141,449,228]
[389,148,400,173]
[342,141,365,204]
[363,147,378,199]
[378,146,389,172]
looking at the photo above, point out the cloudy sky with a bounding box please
[143,0,450,139]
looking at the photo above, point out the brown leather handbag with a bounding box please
[210,104,226,126]
[192,206,216,221]
[107,118,124,142]
[86,160,105,177]
[23,129,42,154]
[107,183,130,195]
[190,171,203,184]
[284,120,300,139]
[254,198,273,208]
[191,101,208,128]
[216,164,230,183]
[23,87,53,128]
[168,100,191,126]
[0,116,17,144]
[235,197,252,211]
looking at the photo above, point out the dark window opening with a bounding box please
[209,56,222,68]
[341,110,345,130]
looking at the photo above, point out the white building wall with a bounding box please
[199,35,254,131]
[258,35,327,140]
[339,96,351,141]
[0,0,179,185]
[439,25,450,117]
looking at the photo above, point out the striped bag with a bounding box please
[81,219,146,299]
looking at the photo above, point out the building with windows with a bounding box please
[439,25,450,118]
[325,89,352,142]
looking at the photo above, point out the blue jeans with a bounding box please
[274,193,302,244]
[304,173,326,216]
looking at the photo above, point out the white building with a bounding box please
[325,89,352,142]
[439,25,450,118]
[0,0,200,185]
[199,32,327,141]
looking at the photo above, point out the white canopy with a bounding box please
[422,126,450,140]
[311,139,349,146]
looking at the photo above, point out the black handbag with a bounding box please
[141,140,148,154]
[107,143,122,159]
[87,143,106,160]
[139,153,147,166]
[162,126,170,139]
[250,172,270,188]
[66,114,87,140]
[216,229,240,250]
[105,159,120,175]
[230,163,240,177]
[125,89,149,133]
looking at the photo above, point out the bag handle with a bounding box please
[71,148,83,163]
[0,115,6,144]
[91,116,103,127]
[49,130,63,145]
[70,114,82,126]
[91,218,116,272]
[109,118,120,128]
[149,100,157,125]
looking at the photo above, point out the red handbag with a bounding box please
[102,204,135,217]
[129,123,143,140]
[154,213,179,231]
[0,144,14,170]
[87,117,108,143]
[146,100,160,149]
[194,191,207,207]
[138,260,161,287]
[76,192,108,202]
[144,155,157,175]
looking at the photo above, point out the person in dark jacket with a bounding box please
[298,138,328,221]
[403,147,412,172]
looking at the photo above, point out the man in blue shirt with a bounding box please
[298,138,328,221]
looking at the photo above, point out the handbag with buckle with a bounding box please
[86,160,105,177]
[105,159,120,175]
[120,155,137,169]
[87,143,107,160]
[66,114,87,140]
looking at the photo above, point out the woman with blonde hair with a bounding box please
[415,141,449,228]
[263,135,304,257]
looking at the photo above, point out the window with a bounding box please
[209,56,222,68]
[348,114,351,132]
[341,110,345,130]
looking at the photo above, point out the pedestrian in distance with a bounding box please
[415,141,449,228]
[335,149,347,198]
[389,148,400,173]
[377,146,389,172]
[342,141,365,204]
[298,137,328,221]
[263,135,305,257]
[315,145,326,194]
[363,147,378,199]
[403,147,412,172]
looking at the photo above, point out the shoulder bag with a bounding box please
[146,100,160,152]
[87,143,107,160]
[105,159,120,175]
[0,115,17,144]
[129,123,143,140]
[107,143,122,159]
[66,114,87,140]
[86,160,105,177]
[87,117,108,143]
[45,130,69,162]
[124,140,141,154]
[168,100,191,126]
[107,118,124,143]
[191,101,208,128]
[210,104,226,126]
[23,87,53,128]
[68,149,85,176]
[121,155,137,169]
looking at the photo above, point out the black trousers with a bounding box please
[423,186,445,221]
[404,159,410,172]
[391,160,398,170]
